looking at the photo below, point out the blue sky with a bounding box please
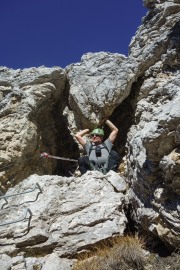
[1,0,147,69]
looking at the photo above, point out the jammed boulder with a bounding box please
[67,52,131,128]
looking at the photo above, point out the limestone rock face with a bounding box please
[0,0,180,266]
[0,172,127,269]
[0,66,67,190]
[67,52,131,128]
[126,0,180,248]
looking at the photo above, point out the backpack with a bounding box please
[88,143,120,174]
[88,143,109,156]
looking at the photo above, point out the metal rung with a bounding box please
[0,208,32,229]
[0,190,8,204]
[0,183,42,200]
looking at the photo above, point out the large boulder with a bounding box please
[0,172,127,268]
[67,52,131,128]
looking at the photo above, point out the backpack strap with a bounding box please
[102,142,110,153]
[88,142,110,157]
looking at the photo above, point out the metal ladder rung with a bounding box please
[0,183,42,200]
[0,190,8,204]
[0,208,32,229]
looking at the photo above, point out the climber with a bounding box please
[75,120,120,175]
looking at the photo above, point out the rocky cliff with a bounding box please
[0,0,180,269]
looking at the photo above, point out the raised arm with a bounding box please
[75,129,89,146]
[106,120,118,143]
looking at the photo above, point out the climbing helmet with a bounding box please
[91,128,104,136]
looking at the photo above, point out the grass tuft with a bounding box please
[73,235,146,270]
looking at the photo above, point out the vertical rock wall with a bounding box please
[0,67,67,190]
[126,0,180,248]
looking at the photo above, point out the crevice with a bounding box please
[124,203,138,236]
[103,78,143,164]
[23,244,56,258]
[123,204,175,258]
[50,80,79,176]
[27,79,79,178]
[142,230,173,257]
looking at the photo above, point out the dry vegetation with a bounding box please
[72,235,147,270]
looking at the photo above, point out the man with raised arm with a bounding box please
[75,120,119,175]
